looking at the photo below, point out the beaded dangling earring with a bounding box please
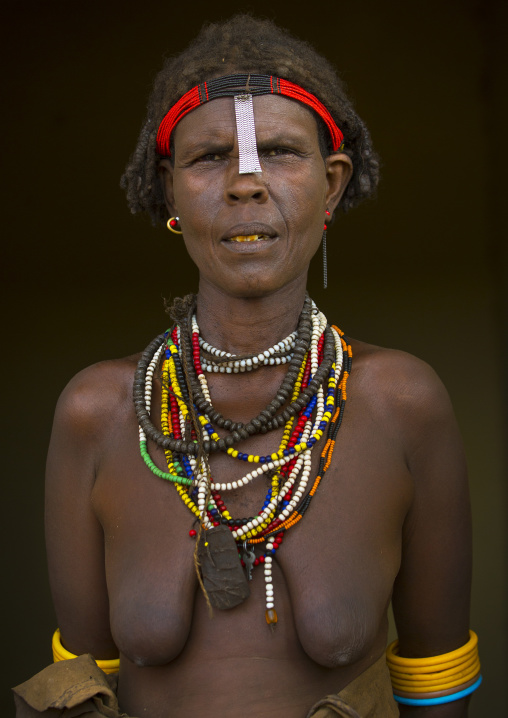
[167,217,183,235]
[322,210,331,289]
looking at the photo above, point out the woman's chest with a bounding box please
[92,408,411,668]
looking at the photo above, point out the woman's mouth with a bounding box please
[221,224,278,252]
[227,234,270,242]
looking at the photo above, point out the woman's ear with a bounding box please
[158,158,176,215]
[325,153,353,214]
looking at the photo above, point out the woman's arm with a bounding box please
[390,356,474,717]
[45,363,120,660]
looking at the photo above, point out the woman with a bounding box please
[14,15,479,718]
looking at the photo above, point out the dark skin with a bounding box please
[45,95,472,717]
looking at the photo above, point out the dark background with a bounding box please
[3,0,506,715]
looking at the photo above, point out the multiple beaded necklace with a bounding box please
[134,295,352,625]
[197,323,296,373]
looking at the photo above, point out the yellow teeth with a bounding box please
[229,234,268,242]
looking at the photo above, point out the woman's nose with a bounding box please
[224,168,269,204]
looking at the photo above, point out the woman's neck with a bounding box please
[195,279,308,355]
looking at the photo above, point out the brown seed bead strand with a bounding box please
[179,297,330,442]
[133,334,203,455]
[264,326,336,431]
[132,297,320,454]
[133,334,171,447]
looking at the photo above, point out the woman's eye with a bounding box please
[196,152,223,162]
[263,147,294,157]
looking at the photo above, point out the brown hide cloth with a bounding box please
[306,654,399,717]
[13,655,131,718]
[13,652,398,718]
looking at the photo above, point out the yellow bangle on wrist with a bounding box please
[52,628,120,675]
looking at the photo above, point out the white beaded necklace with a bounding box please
[192,316,297,373]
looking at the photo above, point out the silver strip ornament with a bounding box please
[234,94,262,174]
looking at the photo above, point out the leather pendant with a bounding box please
[198,525,250,609]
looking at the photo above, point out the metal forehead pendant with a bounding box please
[234,93,262,175]
[198,524,250,609]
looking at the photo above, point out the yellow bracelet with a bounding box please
[52,629,120,675]
[387,630,478,668]
[386,631,481,706]
[390,659,480,692]
[389,650,479,681]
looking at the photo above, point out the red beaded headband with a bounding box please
[156,74,344,156]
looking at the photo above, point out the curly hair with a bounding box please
[121,14,380,224]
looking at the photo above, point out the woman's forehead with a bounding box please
[172,94,320,146]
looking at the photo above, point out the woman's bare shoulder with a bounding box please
[347,338,465,494]
[52,353,142,442]
[348,337,455,426]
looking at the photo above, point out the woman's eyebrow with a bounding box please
[178,138,235,158]
[255,132,310,149]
